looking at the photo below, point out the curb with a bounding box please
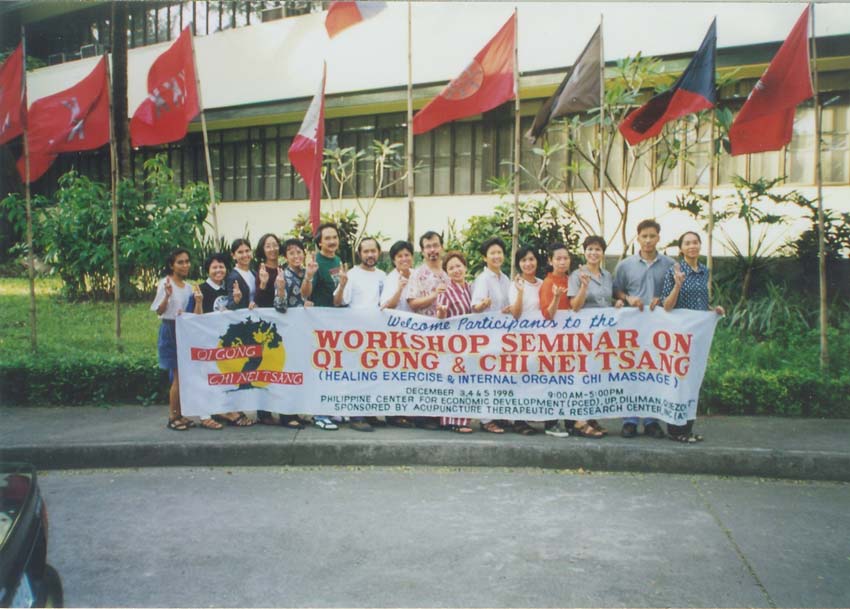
[4,437,850,481]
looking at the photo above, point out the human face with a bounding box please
[637,228,660,257]
[393,248,413,274]
[484,244,504,272]
[421,236,442,265]
[285,245,304,270]
[319,227,339,256]
[358,240,380,269]
[584,243,604,268]
[171,253,190,279]
[234,244,252,269]
[207,260,226,284]
[680,233,702,262]
[445,256,467,284]
[262,236,280,264]
[549,248,570,276]
[519,252,537,280]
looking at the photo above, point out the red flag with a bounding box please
[325,2,385,38]
[413,13,516,135]
[130,26,199,147]
[0,44,25,145]
[289,64,326,233]
[729,6,813,156]
[17,57,110,183]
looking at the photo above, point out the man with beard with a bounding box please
[334,237,387,432]
[405,231,450,430]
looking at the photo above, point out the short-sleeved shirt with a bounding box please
[380,269,412,312]
[471,267,512,312]
[568,266,614,308]
[613,252,675,304]
[280,266,306,308]
[339,266,386,309]
[508,278,543,319]
[151,277,194,320]
[199,279,227,313]
[406,264,449,317]
[312,252,342,308]
[437,281,472,318]
[661,260,710,311]
[539,273,570,319]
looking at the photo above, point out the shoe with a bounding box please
[386,416,414,428]
[621,422,638,438]
[544,421,570,438]
[643,422,666,439]
[313,416,339,430]
[414,418,440,431]
[367,416,387,427]
[350,419,374,432]
[480,421,505,434]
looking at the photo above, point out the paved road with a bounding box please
[39,466,850,608]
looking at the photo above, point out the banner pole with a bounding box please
[707,108,716,299]
[189,27,219,242]
[511,7,520,278]
[810,3,828,370]
[105,53,122,349]
[598,13,606,241]
[406,0,415,244]
[21,26,36,351]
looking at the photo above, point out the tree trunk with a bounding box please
[111,2,131,180]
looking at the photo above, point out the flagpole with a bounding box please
[598,13,606,241]
[188,27,219,242]
[511,7,520,279]
[104,53,122,348]
[20,26,36,351]
[809,3,827,370]
[707,109,716,299]
[406,0,415,244]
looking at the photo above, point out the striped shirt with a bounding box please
[437,281,472,318]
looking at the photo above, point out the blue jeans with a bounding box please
[623,417,658,427]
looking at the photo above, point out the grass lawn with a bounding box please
[0,277,158,359]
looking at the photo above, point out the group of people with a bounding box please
[152,218,723,444]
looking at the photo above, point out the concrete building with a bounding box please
[2,1,849,255]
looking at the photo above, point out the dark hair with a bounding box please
[282,238,305,255]
[678,231,702,248]
[164,248,190,277]
[514,245,538,269]
[546,242,569,259]
[357,237,381,254]
[204,252,229,274]
[479,236,506,257]
[636,219,661,234]
[255,233,281,262]
[582,235,607,252]
[314,222,339,246]
[230,238,251,254]
[418,230,443,250]
[442,250,467,272]
[389,240,414,261]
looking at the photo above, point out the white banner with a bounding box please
[176,308,719,424]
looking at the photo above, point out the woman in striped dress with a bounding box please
[435,251,474,433]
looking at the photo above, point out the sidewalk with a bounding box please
[2,406,849,481]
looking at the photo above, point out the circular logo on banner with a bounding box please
[443,60,485,100]
[216,318,286,390]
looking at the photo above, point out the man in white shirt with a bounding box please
[334,237,386,432]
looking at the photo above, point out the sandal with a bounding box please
[200,418,224,430]
[512,421,538,436]
[280,415,305,429]
[574,422,604,438]
[214,413,256,427]
[588,420,608,436]
[670,433,698,444]
[387,416,413,428]
[480,421,505,434]
[167,418,190,431]
[258,414,278,426]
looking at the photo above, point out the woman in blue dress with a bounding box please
[661,231,725,443]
